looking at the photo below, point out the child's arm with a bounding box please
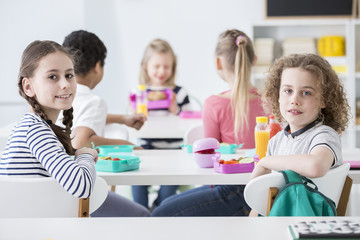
[72,126,137,149]
[250,146,334,180]
[106,113,146,130]
[169,93,178,114]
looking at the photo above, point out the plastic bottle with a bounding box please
[255,116,270,161]
[269,115,282,139]
[136,85,148,117]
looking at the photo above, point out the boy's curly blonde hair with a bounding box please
[262,53,350,134]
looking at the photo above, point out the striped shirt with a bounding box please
[0,113,96,198]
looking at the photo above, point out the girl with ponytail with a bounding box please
[204,29,264,147]
[152,29,265,216]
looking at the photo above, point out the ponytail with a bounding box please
[232,37,252,140]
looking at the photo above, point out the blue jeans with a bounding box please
[151,185,250,216]
[132,185,179,208]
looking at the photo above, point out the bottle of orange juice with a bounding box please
[136,85,148,117]
[255,116,270,161]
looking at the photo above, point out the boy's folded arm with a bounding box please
[251,146,334,180]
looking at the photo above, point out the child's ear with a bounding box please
[216,57,223,70]
[22,78,35,97]
[94,61,102,73]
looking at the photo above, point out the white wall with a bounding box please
[0,0,264,124]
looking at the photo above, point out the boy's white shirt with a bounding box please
[57,83,107,137]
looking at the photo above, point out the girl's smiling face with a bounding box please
[279,67,325,133]
[146,52,173,87]
[23,51,76,121]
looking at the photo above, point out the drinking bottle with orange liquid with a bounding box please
[255,116,270,161]
[136,85,148,117]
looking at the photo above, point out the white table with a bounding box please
[127,114,202,139]
[97,149,251,185]
[1,217,359,240]
[97,149,360,186]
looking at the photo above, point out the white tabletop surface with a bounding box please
[97,149,252,185]
[127,113,202,139]
[0,216,359,240]
[97,149,360,186]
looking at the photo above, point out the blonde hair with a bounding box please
[263,53,350,134]
[139,39,177,87]
[215,29,255,140]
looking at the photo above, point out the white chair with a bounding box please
[244,163,352,216]
[0,176,108,218]
[183,124,204,145]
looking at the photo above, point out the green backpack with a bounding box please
[268,170,336,216]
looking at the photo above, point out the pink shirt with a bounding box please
[202,88,265,148]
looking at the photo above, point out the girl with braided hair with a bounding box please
[0,40,149,217]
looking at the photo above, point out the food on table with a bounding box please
[218,157,255,164]
[194,149,216,154]
[99,156,122,161]
[147,90,167,101]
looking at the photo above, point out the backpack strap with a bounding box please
[279,170,319,190]
[279,170,302,184]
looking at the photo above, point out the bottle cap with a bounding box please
[256,116,268,123]
[269,115,274,119]
[137,85,146,90]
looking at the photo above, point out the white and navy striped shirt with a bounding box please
[0,113,96,198]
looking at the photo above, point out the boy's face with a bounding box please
[279,67,325,133]
[146,52,173,87]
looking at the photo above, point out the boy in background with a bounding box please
[62,30,146,149]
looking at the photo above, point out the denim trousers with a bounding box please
[132,185,179,208]
[151,185,250,216]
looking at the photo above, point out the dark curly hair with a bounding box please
[63,30,107,76]
[262,53,350,135]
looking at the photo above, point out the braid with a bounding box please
[28,97,75,155]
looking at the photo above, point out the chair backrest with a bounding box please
[0,176,108,218]
[244,163,350,216]
[183,124,204,145]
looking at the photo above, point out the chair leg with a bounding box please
[336,176,353,216]
[266,187,278,216]
[78,198,90,217]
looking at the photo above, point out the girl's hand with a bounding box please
[168,92,178,114]
[75,147,98,163]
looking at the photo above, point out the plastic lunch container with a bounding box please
[129,88,173,110]
[192,138,221,168]
[214,155,258,174]
[95,154,140,172]
[93,145,135,155]
[182,143,243,154]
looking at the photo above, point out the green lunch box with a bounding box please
[95,154,140,173]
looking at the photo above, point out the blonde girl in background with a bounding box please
[152,29,265,216]
[132,39,191,210]
[0,40,149,217]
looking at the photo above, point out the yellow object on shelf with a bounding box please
[317,36,345,57]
